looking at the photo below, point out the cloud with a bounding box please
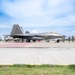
[0,24,10,28]
[47,0,74,17]
[1,0,75,27]
[31,30,38,33]
[17,14,75,27]
[2,0,74,18]
[2,0,44,18]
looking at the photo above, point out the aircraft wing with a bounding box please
[28,36,44,40]
[10,34,34,39]
[10,34,44,40]
[33,33,66,39]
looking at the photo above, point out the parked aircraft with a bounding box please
[5,24,66,42]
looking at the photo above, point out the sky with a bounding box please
[0,0,75,39]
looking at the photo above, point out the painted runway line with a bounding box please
[0,42,34,48]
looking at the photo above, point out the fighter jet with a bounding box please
[5,24,66,42]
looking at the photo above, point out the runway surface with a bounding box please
[0,41,75,48]
[0,48,75,65]
[0,41,75,65]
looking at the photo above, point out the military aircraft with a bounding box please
[5,24,66,42]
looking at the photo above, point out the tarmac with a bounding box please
[0,41,75,48]
[0,41,75,65]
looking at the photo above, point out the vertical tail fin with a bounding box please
[11,24,23,35]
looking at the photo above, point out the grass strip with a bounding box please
[0,64,75,75]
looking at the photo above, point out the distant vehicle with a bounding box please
[5,24,66,42]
